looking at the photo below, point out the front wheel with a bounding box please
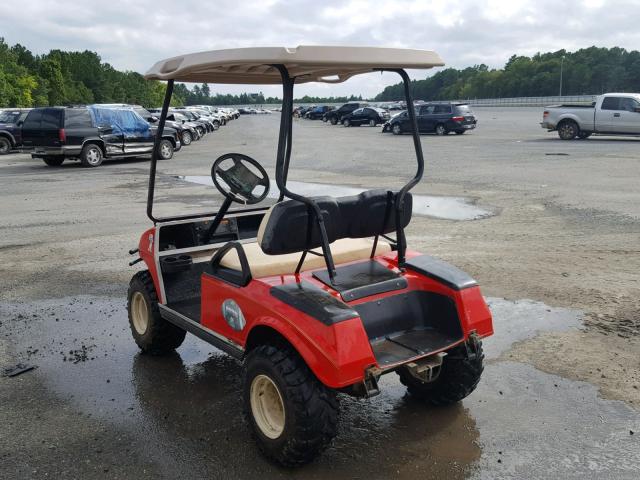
[157,139,174,160]
[243,344,338,466]
[127,271,186,355]
[397,338,484,405]
[392,123,403,135]
[0,137,11,155]
[181,131,192,145]
[557,120,578,140]
[343,119,350,127]
[330,117,338,125]
[368,119,376,127]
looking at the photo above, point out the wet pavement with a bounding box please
[179,176,495,220]
[2,295,637,479]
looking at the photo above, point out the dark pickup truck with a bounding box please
[0,109,30,155]
[22,106,180,167]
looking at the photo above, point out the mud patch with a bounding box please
[178,176,495,221]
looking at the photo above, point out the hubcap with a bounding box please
[183,132,191,145]
[393,125,401,134]
[130,291,149,335]
[436,125,445,135]
[0,139,9,153]
[250,374,285,439]
[87,148,101,164]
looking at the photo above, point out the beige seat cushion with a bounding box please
[219,238,391,279]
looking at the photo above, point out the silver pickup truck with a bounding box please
[541,93,640,139]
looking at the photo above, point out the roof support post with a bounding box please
[272,65,337,282]
[387,69,424,265]
[147,79,174,223]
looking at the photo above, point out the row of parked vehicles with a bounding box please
[294,101,477,134]
[0,104,240,167]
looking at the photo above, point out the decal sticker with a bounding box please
[221,299,246,331]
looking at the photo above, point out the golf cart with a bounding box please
[127,46,494,466]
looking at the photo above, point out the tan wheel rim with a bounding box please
[131,291,149,335]
[250,374,285,439]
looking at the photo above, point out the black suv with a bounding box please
[0,109,30,155]
[22,107,180,167]
[323,102,369,125]
[383,103,477,135]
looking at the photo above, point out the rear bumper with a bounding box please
[540,121,556,130]
[30,145,82,157]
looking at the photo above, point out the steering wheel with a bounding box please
[211,153,270,205]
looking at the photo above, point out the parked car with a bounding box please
[541,93,640,139]
[0,108,30,155]
[170,109,208,136]
[305,106,333,120]
[22,106,180,167]
[341,107,390,127]
[323,101,369,124]
[382,103,477,135]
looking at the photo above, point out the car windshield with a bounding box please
[453,105,473,114]
[134,107,153,119]
[0,111,21,123]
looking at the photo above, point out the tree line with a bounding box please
[3,40,640,109]
[376,46,640,101]
[0,38,364,108]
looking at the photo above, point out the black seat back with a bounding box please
[258,189,412,255]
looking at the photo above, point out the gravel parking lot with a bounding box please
[1,107,639,479]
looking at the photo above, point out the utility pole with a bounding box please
[559,55,566,97]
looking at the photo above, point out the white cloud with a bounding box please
[0,0,639,98]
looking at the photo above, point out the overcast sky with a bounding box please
[1,0,638,98]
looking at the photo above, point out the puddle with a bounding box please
[1,296,638,479]
[178,176,494,221]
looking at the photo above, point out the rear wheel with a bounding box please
[243,344,338,466]
[157,139,174,160]
[435,124,448,135]
[127,271,186,355]
[181,131,192,145]
[42,156,64,166]
[392,123,403,135]
[557,120,578,140]
[80,143,103,167]
[398,338,484,405]
[330,117,338,125]
[0,137,11,155]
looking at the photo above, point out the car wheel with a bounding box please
[330,117,338,125]
[80,143,103,167]
[0,137,11,155]
[368,119,376,127]
[397,338,484,405]
[392,123,403,135]
[243,344,338,466]
[127,270,186,355]
[181,131,192,146]
[343,119,350,127]
[42,156,64,167]
[157,139,174,160]
[435,124,448,135]
[557,120,578,140]
[322,117,328,123]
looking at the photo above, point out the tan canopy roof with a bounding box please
[144,46,444,84]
